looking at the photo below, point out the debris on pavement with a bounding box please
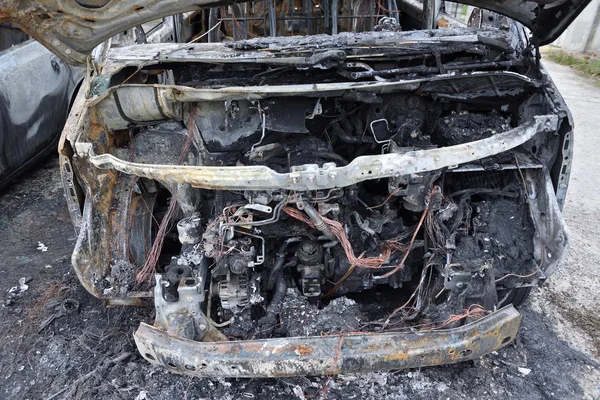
[518,367,532,376]
[38,298,80,332]
[7,277,31,302]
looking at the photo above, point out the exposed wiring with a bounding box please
[379,303,489,334]
[324,256,362,297]
[283,206,392,269]
[495,268,541,283]
[135,112,197,283]
[378,206,429,279]
[383,261,433,326]
[514,155,530,199]
[366,187,402,210]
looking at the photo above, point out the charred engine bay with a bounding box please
[81,28,564,347]
[105,90,543,340]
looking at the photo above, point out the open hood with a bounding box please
[0,0,592,65]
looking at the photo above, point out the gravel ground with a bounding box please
[0,59,599,400]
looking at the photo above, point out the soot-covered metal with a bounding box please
[48,10,572,377]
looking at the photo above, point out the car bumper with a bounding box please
[133,305,521,378]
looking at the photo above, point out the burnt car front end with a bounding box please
[55,11,571,377]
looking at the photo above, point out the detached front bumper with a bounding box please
[134,305,521,378]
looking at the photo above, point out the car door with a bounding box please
[0,25,83,189]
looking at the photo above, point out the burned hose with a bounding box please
[299,201,338,242]
[332,117,373,144]
[266,259,297,291]
[266,237,301,291]
[256,275,288,337]
[266,275,288,316]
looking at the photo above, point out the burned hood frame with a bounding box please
[0,0,592,65]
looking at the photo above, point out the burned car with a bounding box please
[0,0,582,377]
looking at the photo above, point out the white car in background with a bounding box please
[0,22,81,189]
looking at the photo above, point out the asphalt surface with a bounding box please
[0,58,599,400]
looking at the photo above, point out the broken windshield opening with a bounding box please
[174,0,493,43]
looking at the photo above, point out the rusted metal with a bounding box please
[134,305,521,378]
[85,115,558,192]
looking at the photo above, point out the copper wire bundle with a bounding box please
[135,195,180,282]
[378,207,428,278]
[283,206,392,269]
[283,204,429,277]
[135,113,197,283]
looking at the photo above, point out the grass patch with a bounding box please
[545,49,600,77]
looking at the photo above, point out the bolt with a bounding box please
[65,49,72,54]
[199,324,207,331]
[52,39,60,46]
[329,173,337,180]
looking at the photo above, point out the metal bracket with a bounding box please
[154,274,209,341]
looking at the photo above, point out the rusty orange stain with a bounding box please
[383,349,410,361]
[294,345,312,357]
[242,343,263,352]
[438,17,450,28]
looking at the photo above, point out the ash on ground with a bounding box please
[280,290,365,337]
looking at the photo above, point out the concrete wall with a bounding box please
[554,0,600,54]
